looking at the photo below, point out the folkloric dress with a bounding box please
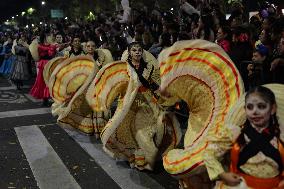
[10,44,30,82]
[30,44,57,99]
[46,54,113,136]
[86,59,181,170]
[0,42,15,75]
[158,40,244,189]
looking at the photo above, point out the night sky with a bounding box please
[0,0,38,22]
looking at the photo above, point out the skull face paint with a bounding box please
[245,92,276,129]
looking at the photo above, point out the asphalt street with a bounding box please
[0,75,179,189]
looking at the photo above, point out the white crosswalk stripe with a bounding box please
[0,108,50,118]
[24,94,42,103]
[0,85,30,91]
[64,127,164,189]
[13,124,166,189]
[15,125,81,189]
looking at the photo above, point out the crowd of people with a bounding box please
[0,0,283,90]
[1,0,284,188]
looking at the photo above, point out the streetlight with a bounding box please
[27,7,35,15]
[21,11,26,16]
[12,16,14,19]
[87,11,95,21]
[41,1,46,5]
[16,15,18,17]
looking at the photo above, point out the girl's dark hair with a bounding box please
[245,85,276,107]
[237,86,280,146]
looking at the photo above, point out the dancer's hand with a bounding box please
[157,87,172,98]
[219,172,242,186]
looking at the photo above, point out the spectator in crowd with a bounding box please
[142,25,154,49]
[229,26,253,90]
[95,27,108,48]
[262,16,276,30]
[256,29,273,53]
[216,25,231,53]
[149,32,171,57]
[229,2,245,27]
[247,44,270,88]
[54,33,68,56]
[196,8,215,42]
[211,3,226,33]
[177,32,191,41]
[85,41,99,60]
[270,36,284,82]
[64,35,84,57]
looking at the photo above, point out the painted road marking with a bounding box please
[15,125,81,189]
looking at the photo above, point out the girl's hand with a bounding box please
[219,172,242,186]
[275,180,284,189]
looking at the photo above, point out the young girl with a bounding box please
[204,86,284,189]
